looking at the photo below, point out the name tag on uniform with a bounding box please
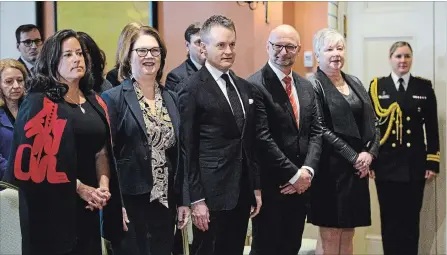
[412,95,427,100]
[378,94,390,99]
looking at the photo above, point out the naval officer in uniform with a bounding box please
[368,41,440,255]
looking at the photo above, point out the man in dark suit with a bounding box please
[178,15,262,255]
[247,25,323,255]
[15,24,43,77]
[165,22,206,92]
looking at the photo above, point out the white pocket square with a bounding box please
[249,99,254,104]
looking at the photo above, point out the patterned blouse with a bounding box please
[133,81,175,208]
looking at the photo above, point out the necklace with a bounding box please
[64,91,85,114]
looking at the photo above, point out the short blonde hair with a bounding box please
[389,41,413,58]
[0,59,27,107]
[313,28,346,58]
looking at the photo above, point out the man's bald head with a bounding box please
[267,25,301,72]
[268,25,300,44]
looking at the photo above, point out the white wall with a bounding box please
[0,2,36,59]
[434,2,447,254]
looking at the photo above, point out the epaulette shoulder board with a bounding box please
[414,76,431,82]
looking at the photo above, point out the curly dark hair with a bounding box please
[29,29,93,98]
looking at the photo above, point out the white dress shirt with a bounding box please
[20,57,34,73]
[268,61,314,184]
[190,57,202,71]
[205,61,246,116]
[391,71,410,91]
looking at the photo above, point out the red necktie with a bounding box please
[283,76,299,127]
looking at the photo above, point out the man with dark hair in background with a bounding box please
[15,24,43,76]
[165,22,206,92]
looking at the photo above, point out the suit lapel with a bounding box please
[292,72,306,131]
[162,89,180,139]
[262,64,298,131]
[343,73,375,142]
[122,79,147,135]
[186,58,199,74]
[200,67,240,133]
[230,73,249,136]
[315,69,361,139]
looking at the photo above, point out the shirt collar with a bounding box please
[391,71,410,88]
[205,61,229,81]
[268,60,293,84]
[189,57,202,71]
[20,57,34,71]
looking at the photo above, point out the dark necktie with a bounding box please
[398,78,405,93]
[221,73,244,132]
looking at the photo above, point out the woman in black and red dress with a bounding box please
[3,29,124,255]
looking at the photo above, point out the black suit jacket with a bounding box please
[308,68,380,169]
[165,58,199,92]
[368,75,439,181]
[101,79,189,206]
[18,57,31,76]
[178,66,260,211]
[247,63,322,194]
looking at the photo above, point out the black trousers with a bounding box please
[376,180,426,255]
[190,189,251,255]
[111,194,175,255]
[249,193,307,255]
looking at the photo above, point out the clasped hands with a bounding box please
[354,152,373,178]
[77,182,111,211]
[280,168,312,195]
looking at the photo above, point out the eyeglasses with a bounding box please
[19,39,43,47]
[132,47,162,57]
[269,41,299,53]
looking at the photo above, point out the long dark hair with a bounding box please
[77,31,106,93]
[29,29,93,97]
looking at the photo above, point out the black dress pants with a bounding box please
[249,193,307,255]
[112,194,175,255]
[376,180,425,255]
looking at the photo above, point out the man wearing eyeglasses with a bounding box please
[247,25,322,255]
[165,22,206,93]
[15,24,43,76]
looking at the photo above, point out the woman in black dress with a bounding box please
[307,28,380,255]
[3,29,124,255]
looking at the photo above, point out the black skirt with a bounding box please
[307,151,371,228]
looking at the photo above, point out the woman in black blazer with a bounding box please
[307,28,380,255]
[101,25,190,255]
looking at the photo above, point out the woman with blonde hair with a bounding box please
[0,59,26,179]
[368,41,439,255]
[307,28,380,255]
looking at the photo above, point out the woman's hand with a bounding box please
[77,182,108,210]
